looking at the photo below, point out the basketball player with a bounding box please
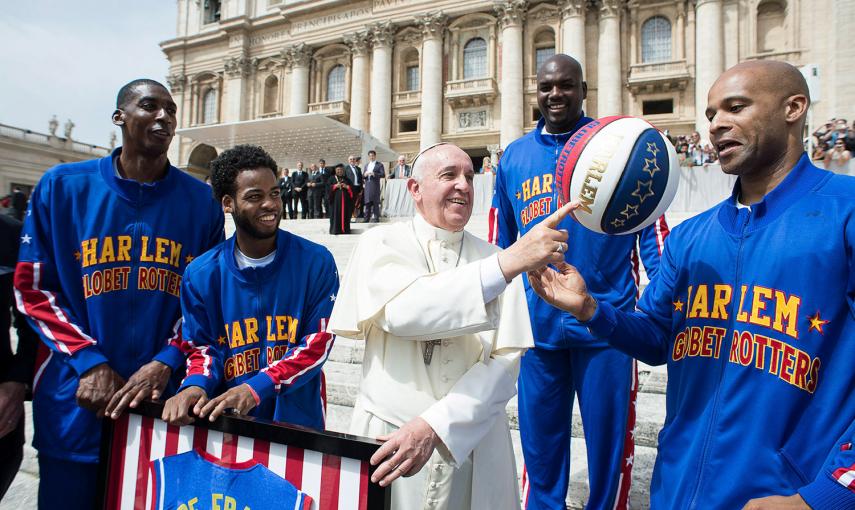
[528,60,855,509]
[489,54,669,509]
[14,79,224,509]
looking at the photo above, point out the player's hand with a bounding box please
[497,201,579,281]
[742,494,810,510]
[162,386,208,426]
[370,417,439,487]
[199,384,257,422]
[76,363,125,415]
[105,360,171,419]
[0,381,26,439]
[528,261,598,321]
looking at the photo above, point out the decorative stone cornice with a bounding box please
[558,0,586,19]
[343,31,371,57]
[224,55,259,77]
[599,0,622,19]
[695,0,722,7]
[529,5,558,24]
[166,73,187,93]
[282,43,313,68]
[494,0,528,28]
[368,21,396,48]
[416,12,447,40]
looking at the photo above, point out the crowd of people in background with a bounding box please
[811,117,854,172]
[666,130,719,167]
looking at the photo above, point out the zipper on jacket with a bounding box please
[687,209,751,509]
[130,186,142,364]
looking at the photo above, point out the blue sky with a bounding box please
[0,1,176,146]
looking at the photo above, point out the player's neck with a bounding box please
[118,149,169,183]
[738,146,802,206]
[236,231,277,259]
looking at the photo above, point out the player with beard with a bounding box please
[162,145,338,430]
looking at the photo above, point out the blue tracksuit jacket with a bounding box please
[14,149,224,462]
[490,116,669,348]
[179,231,338,430]
[587,154,855,508]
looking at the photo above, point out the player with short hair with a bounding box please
[162,144,338,429]
[489,54,669,509]
[14,78,224,509]
[529,60,855,509]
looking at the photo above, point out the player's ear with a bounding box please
[112,109,125,126]
[222,195,234,214]
[581,81,588,101]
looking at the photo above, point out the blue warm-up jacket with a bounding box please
[14,149,224,462]
[587,155,855,508]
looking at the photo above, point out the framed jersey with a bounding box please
[97,401,390,510]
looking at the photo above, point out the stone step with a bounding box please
[323,360,667,450]
[326,403,654,510]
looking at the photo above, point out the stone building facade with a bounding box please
[161,0,855,172]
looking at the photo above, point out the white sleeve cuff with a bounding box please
[480,254,508,304]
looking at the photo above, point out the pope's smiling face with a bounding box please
[409,146,475,232]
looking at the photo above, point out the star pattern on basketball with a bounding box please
[646,142,660,157]
[642,157,660,177]
[632,180,655,204]
[807,312,829,335]
[611,218,625,228]
[620,204,639,219]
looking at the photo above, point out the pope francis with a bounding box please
[328,143,575,510]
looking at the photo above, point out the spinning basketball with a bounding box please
[555,116,679,235]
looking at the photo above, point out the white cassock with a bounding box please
[328,214,533,510]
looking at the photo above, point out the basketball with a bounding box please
[555,116,680,235]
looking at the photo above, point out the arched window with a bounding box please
[757,1,785,53]
[533,29,556,73]
[463,38,487,79]
[326,65,345,102]
[641,16,672,63]
[400,47,420,91]
[263,75,279,114]
[202,88,217,124]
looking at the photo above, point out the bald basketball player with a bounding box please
[528,60,855,509]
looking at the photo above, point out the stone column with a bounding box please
[344,32,371,132]
[224,55,257,122]
[695,0,724,138]
[166,73,187,164]
[284,43,312,115]
[559,0,586,76]
[369,21,395,145]
[597,0,622,117]
[495,0,527,148]
[417,12,447,149]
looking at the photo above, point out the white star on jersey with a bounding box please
[330,294,336,302]
[21,234,32,244]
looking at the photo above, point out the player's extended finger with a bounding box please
[554,261,577,274]
[192,394,209,417]
[378,457,412,486]
[207,398,234,422]
[199,396,223,418]
[541,201,580,229]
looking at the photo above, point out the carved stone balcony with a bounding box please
[627,59,691,95]
[393,90,422,107]
[525,75,538,93]
[444,78,498,108]
[258,111,282,119]
[308,100,350,122]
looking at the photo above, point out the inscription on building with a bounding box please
[373,0,417,12]
[291,7,372,34]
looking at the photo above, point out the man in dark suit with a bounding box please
[319,158,333,218]
[290,161,309,219]
[362,150,384,223]
[345,155,363,219]
[277,168,294,220]
[389,155,412,179]
[0,214,38,499]
[307,163,325,219]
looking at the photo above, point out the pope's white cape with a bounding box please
[328,217,533,510]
